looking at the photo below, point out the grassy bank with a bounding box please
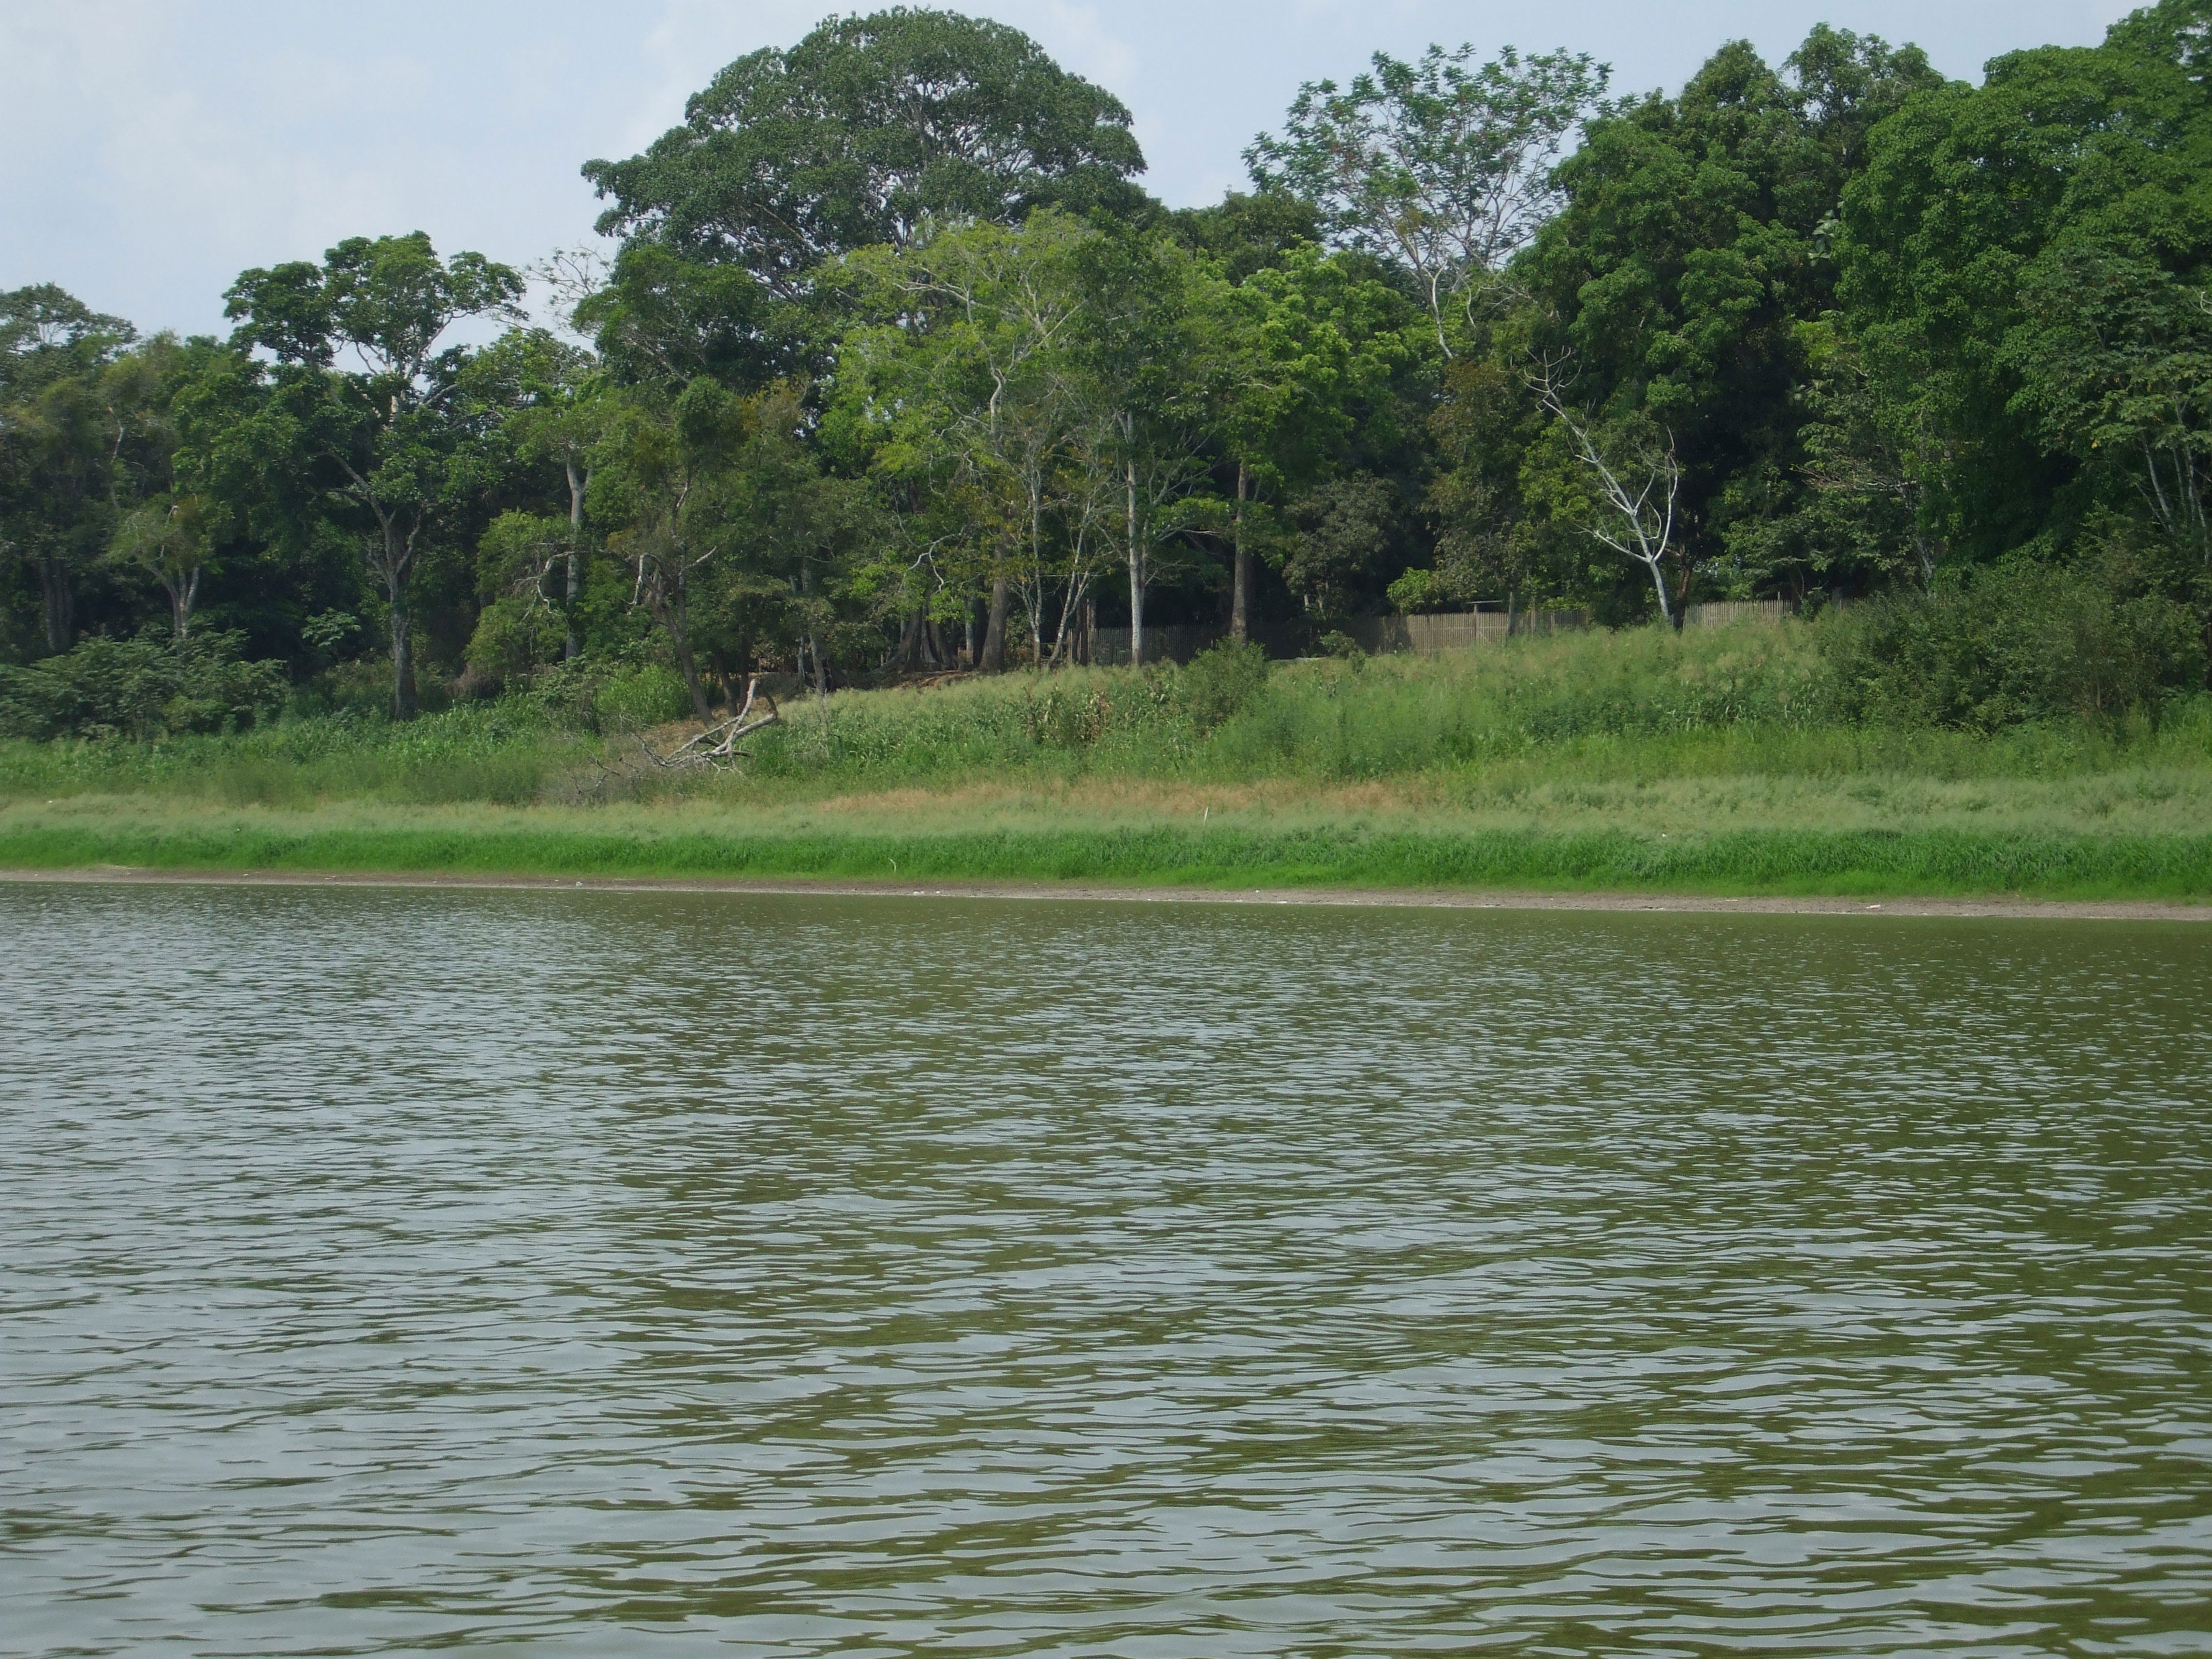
[6,783,2212,901]
[6,623,2211,900]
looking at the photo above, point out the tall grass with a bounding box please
[738,623,2212,791]
[5,619,2209,811]
[0,702,594,805]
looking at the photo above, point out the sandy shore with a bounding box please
[5,866,2207,921]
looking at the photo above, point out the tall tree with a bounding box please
[223,234,523,717]
[835,211,1093,670]
[473,329,607,660]
[1246,43,1610,355]
[1072,225,1228,666]
[1215,245,1420,638]
[1839,0,2212,579]
[1507,30,1937,616]
[583,7,1147,391]
[0,286,138,653]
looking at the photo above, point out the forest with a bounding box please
[4,1,2212,748]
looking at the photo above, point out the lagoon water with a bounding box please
[3,881,2211,1656]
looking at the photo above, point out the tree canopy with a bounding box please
[9,3,2212,726]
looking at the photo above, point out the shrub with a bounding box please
[592,664,693,730]
[1174,639,1270,732]
[1824,562,2204,730]
[0,631,287,741]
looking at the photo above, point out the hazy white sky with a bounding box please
[2,0,2140,338]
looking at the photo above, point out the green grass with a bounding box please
[5,623,2211,900]
[3,793,2209,901]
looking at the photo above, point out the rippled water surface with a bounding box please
[4,883,2211,1656]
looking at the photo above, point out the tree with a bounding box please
[1417,358,1550,623]
[1507,30,1937,614]
[1215,244,1420,638]
[583,6,1147,392]
[109,495,209,640]
[223,234,523,717]
[1072,225,1227,665]
[0,286,138,652]
[707,383,882,694]
[834,211,1093,670]
[1836,1,2211,572]
[1246,43,1609,355]
[1530,366,1685,625]
[473,328,608,659]
[2009,250,2212,565]
[1285,473,1400,623]
[592,380,740,721]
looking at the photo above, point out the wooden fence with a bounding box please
[1083,598,1803,666]
[1087,624,1225,666]
[1349,610,1591,655]
[1680,599,1793,627]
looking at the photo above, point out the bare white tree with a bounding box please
[1532,362,1682,626]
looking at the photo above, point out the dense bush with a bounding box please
[1178,640,1272,733]
[1824,562,2205,731]
[0,631,287,741]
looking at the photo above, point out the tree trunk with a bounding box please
[36,556,73,655]
[892,607,921,672]
[807,632,827,697]
[1125,456,1144,668]
[563,458,585,662]
[389,586,418,721]
[1231,463,1251,644]
[1647,557,1676,631]
[378,516,420,719]
[1505,585,1517,638]
[166,566,200,641]
[979,565,1010,673]
[672,621,711,723]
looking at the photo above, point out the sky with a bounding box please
[1,0,2143,340]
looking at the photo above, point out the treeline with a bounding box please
[4,2,2211,732]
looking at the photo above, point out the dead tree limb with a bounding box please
[639,676,782,771]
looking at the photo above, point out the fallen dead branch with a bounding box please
[640,676,781,771]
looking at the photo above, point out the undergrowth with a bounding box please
[4,621,2210,809]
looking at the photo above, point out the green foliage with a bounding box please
[0,630,285,740]
[1385,568,1454,614]
[1245,43,1610,348]
[591,663,693,730]
[581,5,1147,389]
[221,232,525,719]
[1178,638,1272,732]
[16,6,2212,714]
[1836,0,2212,568]
[1824,562,2205,730]
[1285,474,1401,620]
[1511,30,1939,607]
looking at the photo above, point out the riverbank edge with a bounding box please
[7,817,2212,913]
[5,865,2209,923]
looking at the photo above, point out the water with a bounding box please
[3,882,2210,1657]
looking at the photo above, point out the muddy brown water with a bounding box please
[3,882,2209,1656]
